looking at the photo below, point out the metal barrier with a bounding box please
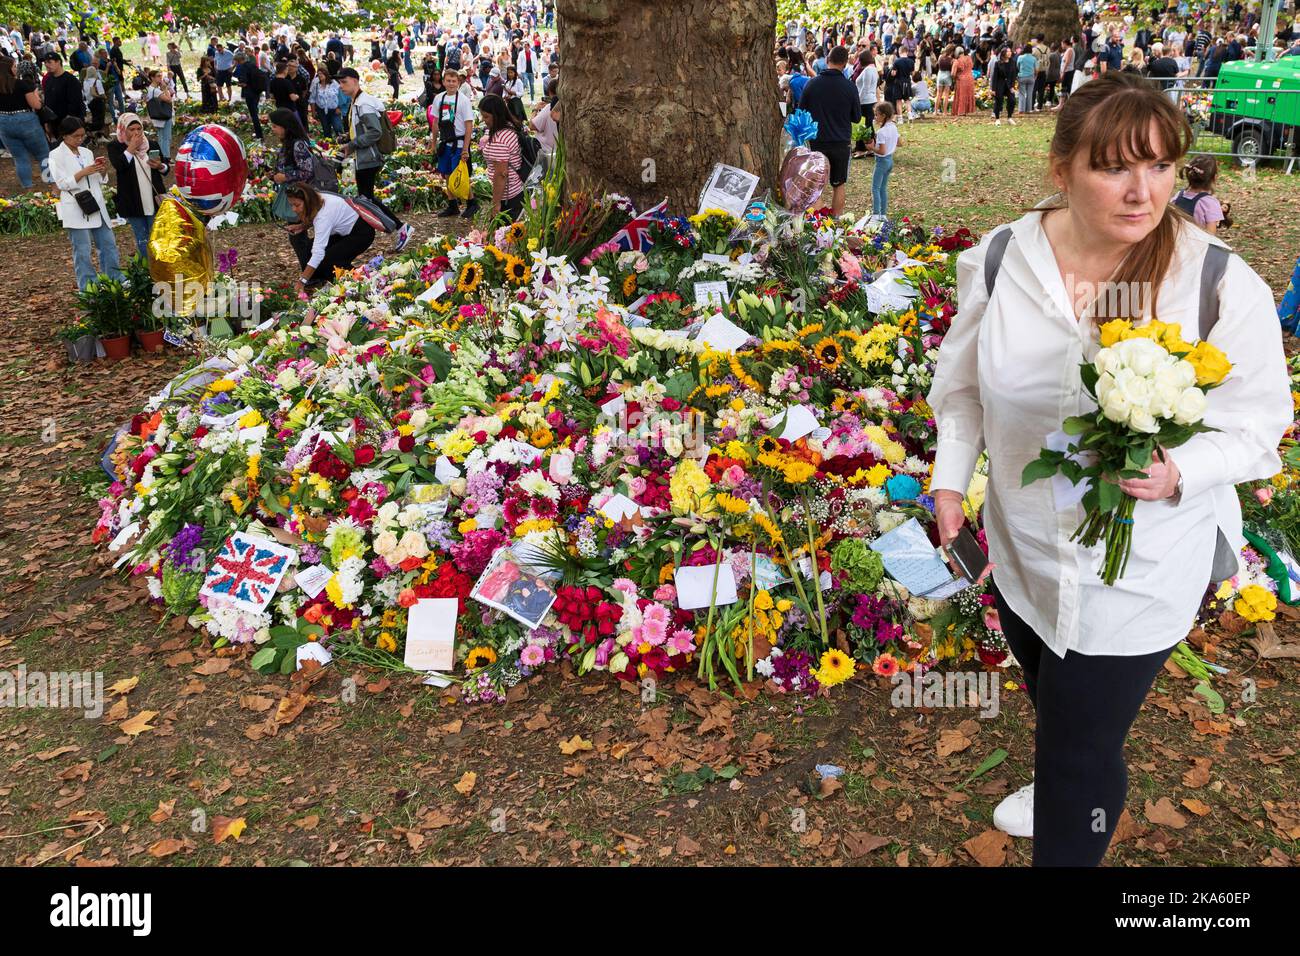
[1146,76,1299,173]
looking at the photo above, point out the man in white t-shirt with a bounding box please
[429,69,478,218]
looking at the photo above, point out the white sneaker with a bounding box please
[993,782,1034,838]
[994,118,1001,125]
[1009,118,1017,126]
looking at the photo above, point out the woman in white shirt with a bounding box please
[144,69,174,160]
[852,50,878,158]
[928,71,1290,866]
[283,183,376,293]
[49,116,123,291]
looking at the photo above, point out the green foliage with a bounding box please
[76,276,135,340]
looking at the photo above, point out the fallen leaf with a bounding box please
[119,710,158,736]
[294,815,320,830]
[213,816,247,844]
[1181,798,1212,817]
[843,831,891,858]
[1144,797,1188,830]
[149,799,176,823]
[147,838,185,858]
[453,771,477,796]
[192,658,233,676]
[937,728,973,758]
[675,834,701,857]
[34,745,80,761]
[107,677,138,695]
[558,734,593,755]
[963,829,1011,867]
[1183,757,1212,788]
[274,692,312,725]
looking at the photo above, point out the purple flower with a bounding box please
[165,523,206,571]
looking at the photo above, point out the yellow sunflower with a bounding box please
[504,255,531,286]
[757,435,781,456]
[622,273,637,297]
[464,646,498,669]
[812,337,843,370]
[456,261,484,294]
[504,221,526,245]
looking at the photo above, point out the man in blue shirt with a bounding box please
[214,43,235,104]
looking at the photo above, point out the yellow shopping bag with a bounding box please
[447,161,471,201]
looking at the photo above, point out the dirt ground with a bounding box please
[1,114,1298,868]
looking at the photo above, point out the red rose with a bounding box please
[398,435,415,453]
[354,445,376,465]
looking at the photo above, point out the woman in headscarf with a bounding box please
[106,111,170,255]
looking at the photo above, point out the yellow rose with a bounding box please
[1098,319,1132,347]
[1186,341,1232,387]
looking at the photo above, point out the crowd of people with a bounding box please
[780,1,1296,218]
[0,2,561,289]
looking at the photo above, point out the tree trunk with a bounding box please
[1010,0,1082,46]
[556,0,781,214]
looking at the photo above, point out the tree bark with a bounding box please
[556,0,781,214]
[1010,0,1082,47]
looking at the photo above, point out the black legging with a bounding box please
[243,91,264,140]
[289,217,376,286]
[993,582,1177,866]
[993,88,1015,119]
[169,63,190,94]
[354,165,404,228]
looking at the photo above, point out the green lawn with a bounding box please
[841,111,1299,297]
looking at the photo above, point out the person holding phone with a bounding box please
[106,112,169,255]
[927,71,1290,866]
[50,116,123,290]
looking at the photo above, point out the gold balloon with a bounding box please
[148,194,214,318]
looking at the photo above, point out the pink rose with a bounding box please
[1255,486,1274,506]
[982,608,1002,632]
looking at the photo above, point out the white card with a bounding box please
[404,598,458,671]
[693,280,730,308]
[199,533,297,613]
[417,276,448,303]
[626,294,648,313]
[696,313,750,352]
[599,493,641,523]
[600,394,626,418]
[434,455,461,484]
[294,564,333,599]
[777,405,820,443]
[421,673,454,688]
[108,521,141,553]
[701,252,732,265]
[675,564,739,610]
[295,641,333,669]
[236,423,268,446]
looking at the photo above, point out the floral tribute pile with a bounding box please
[93,193,1289,706]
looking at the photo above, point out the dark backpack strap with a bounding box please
[1198,244,1231,341]
[983,226,1014,297]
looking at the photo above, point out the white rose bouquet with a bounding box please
[1022,319,1232,585]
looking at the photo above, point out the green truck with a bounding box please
[1209,56,1300,164]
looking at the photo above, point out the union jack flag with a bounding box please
[609,199,668,253]
[200,533,294,613]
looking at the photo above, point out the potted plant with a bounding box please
[124,254,166,352]
[58,317,99,363]
[76,276,135,360]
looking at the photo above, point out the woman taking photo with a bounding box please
[476,93,527,223]
[282,182,375,293]
[934,44,954,114]
[50,116,123,290]
[144,69,175,159]
[198,57,219,114]
[107,112,169,255]
[0,55,50,190]
[927,71,1290,867]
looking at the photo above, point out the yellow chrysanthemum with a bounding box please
[1234,584,1277,622]
[376,632,398,653]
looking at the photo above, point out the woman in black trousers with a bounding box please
[283,183,376,293]
[991,46,1018,124]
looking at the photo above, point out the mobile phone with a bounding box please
[148,148,161,161]
[944,526,990,583]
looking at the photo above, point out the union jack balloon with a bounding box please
[173,124,248,216]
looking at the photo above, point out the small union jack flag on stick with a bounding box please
[200,533,296,613]
[609,199,669,253]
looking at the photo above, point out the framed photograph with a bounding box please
[698,163,760,219]
[470,547,558,629]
